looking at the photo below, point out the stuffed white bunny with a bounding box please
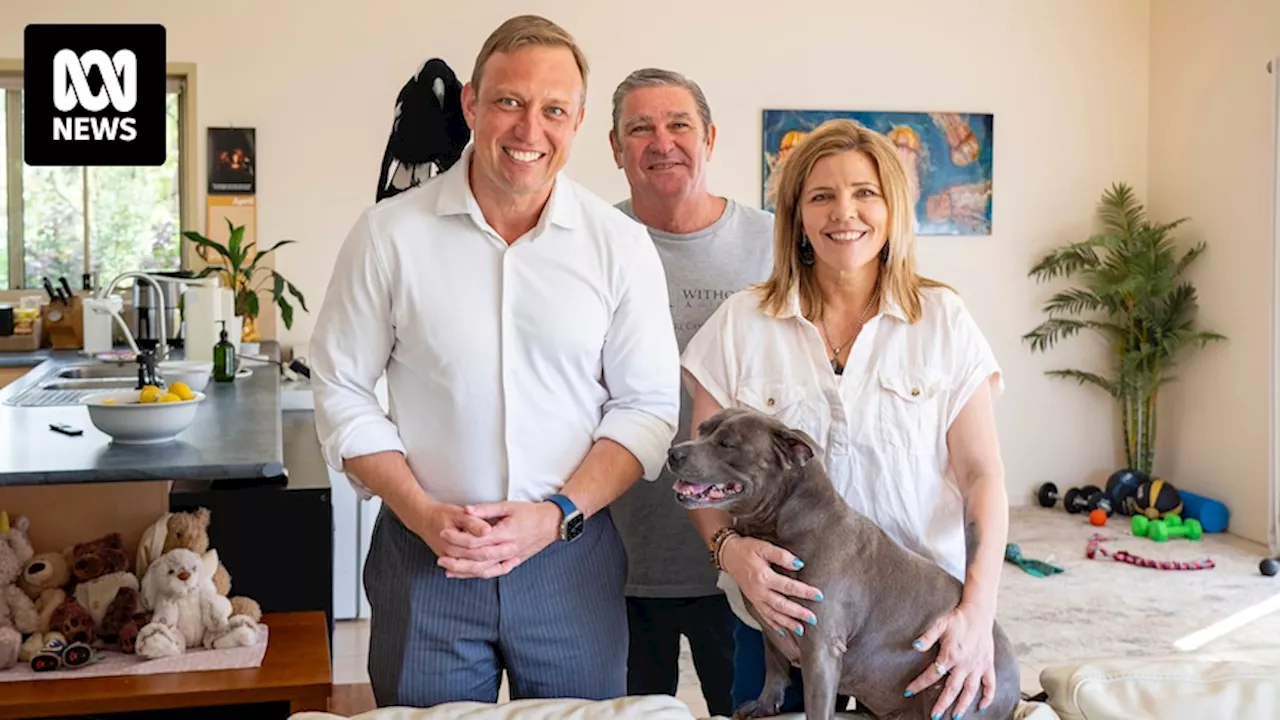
[134,548,258,660]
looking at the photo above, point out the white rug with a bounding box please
[999,505,1280,690]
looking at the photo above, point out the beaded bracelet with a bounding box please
[709,526,739,570]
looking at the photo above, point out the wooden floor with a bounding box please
[329,684,376,715]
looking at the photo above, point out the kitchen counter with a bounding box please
[0,343,285,487]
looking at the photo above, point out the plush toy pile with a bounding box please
[0,508,264,673]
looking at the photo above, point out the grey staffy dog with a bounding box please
[668,407,1020,720]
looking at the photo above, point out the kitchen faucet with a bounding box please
[98,271,173,361]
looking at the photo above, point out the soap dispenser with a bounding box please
[213,320,237,383]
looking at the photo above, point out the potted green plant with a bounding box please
[182,219,308,348]
[1023,182,1226,480]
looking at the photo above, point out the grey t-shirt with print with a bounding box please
[610,197,775,598]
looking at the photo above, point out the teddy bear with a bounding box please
[49,532,149,653]
[136,508,262,623]
[17,549,71,662]
[135,548,260,660]
[0,511,40,669]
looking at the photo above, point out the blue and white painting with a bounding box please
[762,109,994,236]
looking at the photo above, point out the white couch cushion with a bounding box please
[1040,657,1280,720]
[293,696,1059,720]
[291,695,697,720]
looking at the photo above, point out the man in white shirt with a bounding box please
[309,15,681,708]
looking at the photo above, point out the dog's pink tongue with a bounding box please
[673,480,711,496]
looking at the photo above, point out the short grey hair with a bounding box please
[610,68,713,138]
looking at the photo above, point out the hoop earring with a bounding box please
[799,236,816,267]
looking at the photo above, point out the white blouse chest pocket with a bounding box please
[876,370,946,455]
[733,379,827,446]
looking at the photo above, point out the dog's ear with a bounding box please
[696,406,749,438]
[773,426,816,469]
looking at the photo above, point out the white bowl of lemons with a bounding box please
[83,382,205,445]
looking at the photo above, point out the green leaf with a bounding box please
[253,239,297,269]
[182,230,231,260]
[1044,369,1123,398]
[278,296,295,329]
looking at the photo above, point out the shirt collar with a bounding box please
[776,278,909,322]
[435,144,582,232]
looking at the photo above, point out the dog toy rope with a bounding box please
[1086,534,1215,570]
[1004,543,1064,577]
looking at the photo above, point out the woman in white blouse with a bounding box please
[680,118,1008,719]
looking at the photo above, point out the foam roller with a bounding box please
[1178,490,1229,533]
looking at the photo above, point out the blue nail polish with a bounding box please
[777,628,786,636]
[913,640,924,650]
[793,626,804,636]
[903,690,913,697]
[932,714,941,720]
[807,615,817,625]
[793,559,804,569]
[814,592,824,601]
[953,713,964,720]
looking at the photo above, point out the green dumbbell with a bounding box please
[1131,514,1202,542]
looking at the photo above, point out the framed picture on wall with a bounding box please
[762,109,994,236]
[207,127,256,195]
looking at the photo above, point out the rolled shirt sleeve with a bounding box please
[591,227,681,481]
[309,210,408,499]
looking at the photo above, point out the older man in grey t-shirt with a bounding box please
[608,68,774,717]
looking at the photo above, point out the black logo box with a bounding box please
[23,24,167,167]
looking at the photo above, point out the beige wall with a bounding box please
[1148,0,1280,547]
[0,2,1171,519]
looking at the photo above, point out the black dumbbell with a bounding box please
[1039,482,1113,516]
[1037,482,1060,508]
[1064,485,1111,515]
[1261,557,1280,577]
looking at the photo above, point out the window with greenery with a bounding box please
[1,77,185,291]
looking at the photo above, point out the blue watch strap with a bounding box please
[546,493,578,518]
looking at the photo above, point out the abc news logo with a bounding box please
[24,24,166,167]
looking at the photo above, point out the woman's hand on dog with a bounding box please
[904,601,997,718]
[720,535,824,636]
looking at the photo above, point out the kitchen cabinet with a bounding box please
[0,366,32,388]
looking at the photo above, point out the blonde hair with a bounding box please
[755,118,950,323]
[471,15,590,98]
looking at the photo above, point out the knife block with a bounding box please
[43,295,85,349]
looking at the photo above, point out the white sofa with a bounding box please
[291,654,1280,720]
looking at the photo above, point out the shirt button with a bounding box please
[766,398,775,407]
[911,387,920,397]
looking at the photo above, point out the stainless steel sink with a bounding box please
[56,363,138,379]
[40,378,139,390]
[4,362,142,407]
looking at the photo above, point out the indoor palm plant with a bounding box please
[182,219,308,342]
[1023,183,1226,476]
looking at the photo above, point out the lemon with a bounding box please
[139,385,162,403]
[168,381,194,401]
[103,399,117,405]
[158,392,182,403]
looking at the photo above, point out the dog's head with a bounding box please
[667,407,818,519]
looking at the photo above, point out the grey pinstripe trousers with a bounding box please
[364,504,629,708]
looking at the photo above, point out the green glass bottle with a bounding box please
[213,320,237,383]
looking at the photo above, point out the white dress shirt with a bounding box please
[309,147,681,506]
[680,284,1002,629]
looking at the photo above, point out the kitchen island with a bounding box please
[0,341,333,655]
[0,346,285,486]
